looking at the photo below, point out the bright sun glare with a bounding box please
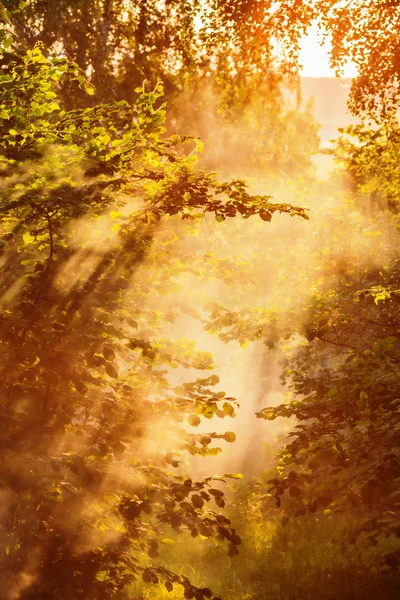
[299,24,358,78]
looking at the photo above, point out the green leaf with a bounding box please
[224,473,243,480]
[259,209,272,222]
[73,380,88,395]
[142,570,152,584]
[191,494,204,509]
[223,431,236,443]
[103,345,115,361]
[105,363,118,378]
[188,414,201,427]
[4,36,13,49]
[357,389,369,408]
[209,488,224,497]
[98,134,111,145]
[289,485,302,498]
[184,587,194,599]
[227,543,239,557]
[161,537,174,545]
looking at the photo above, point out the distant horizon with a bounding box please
[300,75,353,80]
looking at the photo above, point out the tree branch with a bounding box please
[45,210,54,267]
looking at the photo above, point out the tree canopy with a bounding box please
[2,0,400,598]
[5,0,285,107]
[272,0,400,122]
[0,9,309,599]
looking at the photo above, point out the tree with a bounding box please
[168,79,320,183]
[5,0,285,108]
[202,136,400,565]
[258,243,400,566]
[191,0,400,566]
[334,124,400,213]
[271,0,400,122]
[0,14,310,599]
[5,1,321,189]
[249,158,400,565]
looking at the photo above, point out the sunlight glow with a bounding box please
[299,24,358,78]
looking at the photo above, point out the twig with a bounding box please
[45,210,54,267]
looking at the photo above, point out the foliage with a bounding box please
[132,481,400,600]
[271,0,400,121]
[254,197,400,565]
[0,22,312,600]
[259,253,400,561]
[169,80,320,183]
[5,0,289,108]
[201,160,400,568]
[3,0,321,189]
[235,4,400,559]
[334,124,400,213]
[4,0,400,596]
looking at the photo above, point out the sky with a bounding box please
[299,24,358,78]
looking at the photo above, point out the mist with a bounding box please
[2,21,400,600]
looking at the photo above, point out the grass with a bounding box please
[129,485,400,600]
